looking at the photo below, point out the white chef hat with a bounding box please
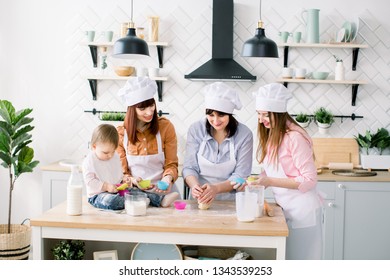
[252,83,292,112]
[203,82,242,114]
[117,77,157,107]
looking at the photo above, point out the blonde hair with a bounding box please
[91,124,119,148]
[256,112,298,165]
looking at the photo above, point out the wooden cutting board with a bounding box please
[312,138,360,168]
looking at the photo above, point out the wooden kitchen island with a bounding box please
[31,200,288,260]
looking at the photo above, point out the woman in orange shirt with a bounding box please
[116,77,179,207]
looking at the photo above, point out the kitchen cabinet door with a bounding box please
[317,182,337,260]
[335,182,390,260]
[42,170,70,211]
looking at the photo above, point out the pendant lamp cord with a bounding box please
[259,0,262,20]
[130,0,134,22]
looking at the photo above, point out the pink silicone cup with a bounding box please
[118,189,129,197]
[174,201,187,210]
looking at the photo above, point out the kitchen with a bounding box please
[0,0,389,265]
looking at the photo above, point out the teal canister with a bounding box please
[301,8,320,43]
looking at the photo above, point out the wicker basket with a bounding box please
[0,224,31,260]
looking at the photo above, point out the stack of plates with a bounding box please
[336,20,358,42]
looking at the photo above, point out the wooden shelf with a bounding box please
[276,78,367,85]
[85,76,168,101]
[277,42,368,49]
[277,78,367,106]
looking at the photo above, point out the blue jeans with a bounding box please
[88,192,124,210]
[131,188,164,207]
[88,189,164,210]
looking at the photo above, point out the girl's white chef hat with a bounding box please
[203,82,242,114]
[118,77,157,106]
[253,83,292,113]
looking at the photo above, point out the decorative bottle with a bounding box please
[334,58,345,81]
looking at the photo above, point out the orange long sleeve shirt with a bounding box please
[116,117,179,182]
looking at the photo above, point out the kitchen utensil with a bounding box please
[312,138,360,169]
[156,180,169,190]
[311,71,329,80]
[125,193,148,216]
[138,179,151,189]
[174,201,187,210]
[320,162,354,170]
[350,19,359,42]
[264,200,274,217]
[342,21,352,42]
[331,169,377,177]
[301,9,320,43]
[235,192,257,222]
[336,28,346,42]
[114,66,134,76]
[116,183,128,190]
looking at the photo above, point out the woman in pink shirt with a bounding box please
[249,83,323,260]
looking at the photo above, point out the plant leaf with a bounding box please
[0,100,15,124]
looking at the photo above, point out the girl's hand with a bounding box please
[103,182,118,193]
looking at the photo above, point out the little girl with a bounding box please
[83,124,177,210]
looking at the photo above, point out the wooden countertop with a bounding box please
[318,169,390,182]
[31,200,288,237]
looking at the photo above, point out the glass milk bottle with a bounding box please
[67,165,83,216]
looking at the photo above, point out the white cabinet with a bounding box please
[42,169,70,212]
[334,181,390,259]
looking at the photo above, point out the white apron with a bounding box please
[264,157,323,259]
[123,130,178,193]
[197,138,236,200]
[263,157,321,229]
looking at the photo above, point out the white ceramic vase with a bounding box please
[317,122,331,134]
[335,61,345,81]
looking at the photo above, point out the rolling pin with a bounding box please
[320,162,354,170]
[264,200,274,217]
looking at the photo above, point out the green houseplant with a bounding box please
[295,113,310,128]
[314,107,334,134]
[51,240,85,260]
[355,128,390,170]
[99,112,125,122]
[0,100,39,259]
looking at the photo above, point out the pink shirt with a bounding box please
[273,127,317,193]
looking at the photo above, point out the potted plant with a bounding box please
[355,128,390,169]
[295,113,310,128]
[0,100,39,259]
[51,239,85,260]
[314,107,334,134]
[99,112,125,122]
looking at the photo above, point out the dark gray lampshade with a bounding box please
[112,28,150,59]
[241,28,279,58]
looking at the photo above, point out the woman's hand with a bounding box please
[197,184,217,204]
[123,176,142,188]
[154,175,173,194]
[191,184,204,199]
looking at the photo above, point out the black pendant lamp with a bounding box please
[112,0,150,59]
[241,0,278,58]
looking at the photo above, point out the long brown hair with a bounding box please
[256,112,299,165]
[124,98,159,144]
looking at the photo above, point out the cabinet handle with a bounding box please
[338,184,345,189]
[328,202,335,208]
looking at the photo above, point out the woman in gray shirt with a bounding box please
[182,82,253,204]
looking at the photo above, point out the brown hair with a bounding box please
[256,112,299,165]
[91,124,119,148]
[205,109,238,137]
[124,98,159,144]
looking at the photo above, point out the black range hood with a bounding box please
[184,0,256,81]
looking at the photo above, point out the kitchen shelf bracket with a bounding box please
[282,82,361,106]
[89,45,98,68]
[88,79,98,100]
[352,48,360,71]
[352,84,359,106]
[156,81,163,102]
[157,46,164,68]
[283,46,289,68]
